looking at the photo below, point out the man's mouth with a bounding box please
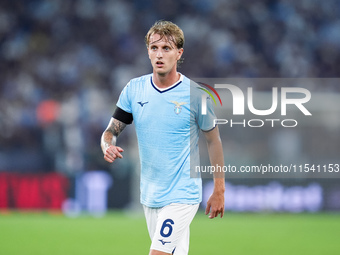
[156,61,164,67]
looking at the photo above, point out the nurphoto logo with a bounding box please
[199,83,312,128]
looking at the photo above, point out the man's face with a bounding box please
[148,33,183,76]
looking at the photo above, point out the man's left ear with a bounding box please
[177,48,184,60]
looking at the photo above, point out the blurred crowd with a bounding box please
[1,0,339,173]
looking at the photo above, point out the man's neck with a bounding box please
[152,69,180,88]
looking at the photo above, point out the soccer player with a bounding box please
[101,20,225,255]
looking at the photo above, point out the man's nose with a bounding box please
[156,50,163,58]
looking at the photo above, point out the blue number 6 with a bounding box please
[160,219,174,237]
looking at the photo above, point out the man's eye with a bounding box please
[164,47,170,51]
[151,46,157,50]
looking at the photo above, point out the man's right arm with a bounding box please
[101,117,127,163]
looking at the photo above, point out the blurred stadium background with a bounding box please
[1,0,340,254]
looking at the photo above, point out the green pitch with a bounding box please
[1,211,339,255]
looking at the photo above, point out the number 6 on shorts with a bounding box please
[160,219,174,237]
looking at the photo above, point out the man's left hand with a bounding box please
[205,191,225,219]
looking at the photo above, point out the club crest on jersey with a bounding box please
[170,101,187,114]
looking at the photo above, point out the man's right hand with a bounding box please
[104,145,124,163]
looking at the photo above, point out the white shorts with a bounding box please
[143,203,199,255]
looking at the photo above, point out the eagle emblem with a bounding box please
[170,101,187,114]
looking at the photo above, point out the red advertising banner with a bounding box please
[0,172,69,210]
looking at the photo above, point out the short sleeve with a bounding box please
[116,82,132,113]
[197,95,217,132]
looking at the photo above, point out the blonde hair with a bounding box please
[145,20,185,50]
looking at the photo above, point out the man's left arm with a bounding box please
[203,126,225,219]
